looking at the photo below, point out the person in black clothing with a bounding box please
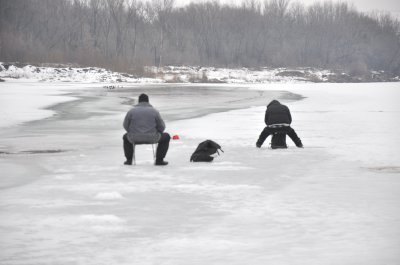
[256,100,303,148]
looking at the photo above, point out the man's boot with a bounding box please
[295,139,303,148]
[155,159,168,166]
[124,160,132,165]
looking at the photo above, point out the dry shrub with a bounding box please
[348,60,369,76]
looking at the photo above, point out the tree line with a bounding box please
[1,0,400,75]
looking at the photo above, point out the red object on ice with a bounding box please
[172,135,180,140]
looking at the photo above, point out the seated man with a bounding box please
[123,93,170,165]
[256,99,303,148]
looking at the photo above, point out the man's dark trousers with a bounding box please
[123,133,170,162]
[257,126,301,147]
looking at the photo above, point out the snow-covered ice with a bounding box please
[0,81,399,265]
[0,81,80,129]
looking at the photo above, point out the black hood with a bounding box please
[267,100,280,108]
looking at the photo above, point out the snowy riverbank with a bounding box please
[0,82,399,265]
[2,62,398,84]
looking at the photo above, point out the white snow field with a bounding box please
[0,81,399,265]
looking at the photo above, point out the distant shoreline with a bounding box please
[1,62,399,84]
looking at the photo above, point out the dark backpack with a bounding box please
[190,140,223,162]
[271,132,287,149]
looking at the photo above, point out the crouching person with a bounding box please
[256,100,303,148]
[123,93,170,166]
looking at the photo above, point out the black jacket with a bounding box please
[264,100,292,125]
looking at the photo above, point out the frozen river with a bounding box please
[0,81,399,265]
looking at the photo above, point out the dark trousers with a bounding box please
[123,133,170,162]
[257,126,302,147]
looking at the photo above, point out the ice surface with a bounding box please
[94,192,125,200]
[0,81,399,265]
[0,81,80,129]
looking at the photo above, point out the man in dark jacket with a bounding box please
[123,93,170,165]
[256,100,303,148]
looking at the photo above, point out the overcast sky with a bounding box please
[174,0,400,14]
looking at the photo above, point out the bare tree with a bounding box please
[1,0,399,74]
